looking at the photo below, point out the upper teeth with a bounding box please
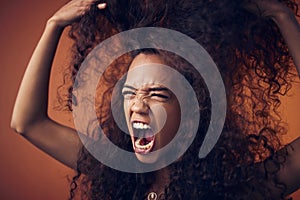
[133,122,150,129]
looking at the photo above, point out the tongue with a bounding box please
[139,138,149,145]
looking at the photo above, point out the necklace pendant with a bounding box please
[147,192,158,200]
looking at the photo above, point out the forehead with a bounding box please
[125,54,176,89]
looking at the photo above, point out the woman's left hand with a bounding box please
[245,0,300,77]
[244,0,291,19]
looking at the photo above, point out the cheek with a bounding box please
[123,100,131,122]
[163,102,181,133]
[167,107,180,128]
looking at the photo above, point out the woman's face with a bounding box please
[122,53,181,163]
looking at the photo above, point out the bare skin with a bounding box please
[245,0,300,75]
[10,0,107,169]
[244,0,300,196]
[10,0,300,197]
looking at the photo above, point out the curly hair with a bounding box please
[62,0,299,199]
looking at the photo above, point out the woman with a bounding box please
[11,0,300,199]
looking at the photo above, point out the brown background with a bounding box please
[0,0,299,199]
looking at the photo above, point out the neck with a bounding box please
[149,167,170,194]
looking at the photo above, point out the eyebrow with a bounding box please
[123,85,136,90]
[148,87,169,92]
[123,84,169,92]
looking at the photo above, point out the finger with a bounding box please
[97,3,107,10]
[243,1,262,15]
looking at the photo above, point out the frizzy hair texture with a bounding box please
[62,0,299,199]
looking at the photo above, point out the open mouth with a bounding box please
[131,121,155,154]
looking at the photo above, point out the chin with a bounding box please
[135,152,160,164]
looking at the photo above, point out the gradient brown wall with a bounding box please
[0,1,73,199]
[0,0,299,199]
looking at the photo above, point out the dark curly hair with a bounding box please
[61,0,299,199]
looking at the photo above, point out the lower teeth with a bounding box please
[135,138,153,150]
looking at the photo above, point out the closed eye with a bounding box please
[149,92,171,102]
[122,90,136,99]
[150,93,169,99]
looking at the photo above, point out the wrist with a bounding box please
[43,19,65,39]
[269,6,294,25]
[47,17,67,31]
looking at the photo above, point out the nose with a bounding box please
[130,95,149,114]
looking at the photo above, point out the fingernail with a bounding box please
[98,3,107,9]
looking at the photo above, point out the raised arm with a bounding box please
[270,3,300,76]
[246,0,300,75]
[10,0,106,169]
[245,0,300,196]
[262,1,300,195]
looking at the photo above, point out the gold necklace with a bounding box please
[147,192,158,200]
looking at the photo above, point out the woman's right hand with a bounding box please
[48,0,106,28]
